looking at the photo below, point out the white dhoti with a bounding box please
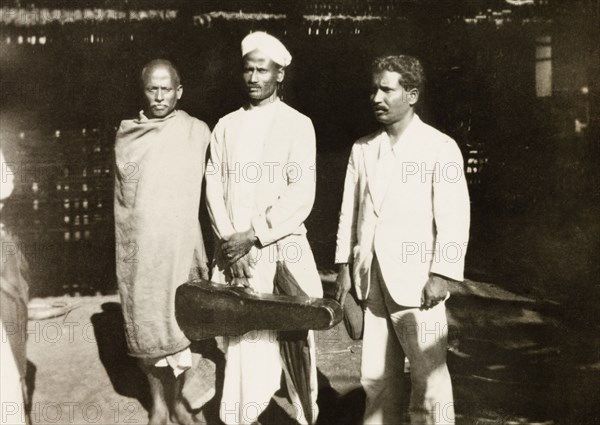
[207,100,322,424]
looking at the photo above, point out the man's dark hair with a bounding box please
[372,55,425,93]
[140,59,181,86]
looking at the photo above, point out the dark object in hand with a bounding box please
[343,289,364,340]
[175,278,343,340]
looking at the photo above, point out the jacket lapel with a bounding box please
[361,131,382,217]
[378,136,413,213]
[378,115,424,214]
[369,115,422,215]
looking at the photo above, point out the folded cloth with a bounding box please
[181,356,217,410]
[114,110,210,358]
[145,347,192,378]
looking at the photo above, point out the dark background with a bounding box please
[1,0,598,322]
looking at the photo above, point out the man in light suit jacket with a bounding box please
[335,55,470,425]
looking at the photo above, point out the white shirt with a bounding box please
[372,120,414,211]
[372,134,396,210]
[229,100,278,231]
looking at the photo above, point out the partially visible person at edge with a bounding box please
[335,55,470,425]
[113,59,214,424]
[1,149,30,425]
[205,32,322,424]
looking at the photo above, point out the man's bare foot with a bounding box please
[171,373,200,425]
[148,406,169,425]
[140,360,171,425]
[170,399,197,425]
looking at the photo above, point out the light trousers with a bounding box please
[361,258,454,425]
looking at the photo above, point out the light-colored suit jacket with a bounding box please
[335,115,470,307]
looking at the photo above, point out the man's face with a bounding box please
[371,70,418,125]
[142,66,182,119]
[243,50,284,105]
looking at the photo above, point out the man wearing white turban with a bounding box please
[241,31,292,68]
[206,32,322,424]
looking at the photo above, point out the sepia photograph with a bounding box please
[1,1,598,424]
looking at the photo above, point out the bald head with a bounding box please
[141,59,183,119]
[141,59,181,86]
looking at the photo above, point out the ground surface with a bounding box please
[17,276,600,425]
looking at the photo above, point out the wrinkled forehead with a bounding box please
[143,66,178,87]
[372,70,405,88]
[243,50,277,68]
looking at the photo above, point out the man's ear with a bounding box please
[408,88,419,106]
[277,68,285,83]
[176,84,183,100]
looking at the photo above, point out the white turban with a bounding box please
[241,31,292,68]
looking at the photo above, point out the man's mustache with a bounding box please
[246,83,277,88]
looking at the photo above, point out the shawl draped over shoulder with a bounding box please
[114,110,209,358]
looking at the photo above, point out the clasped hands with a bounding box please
[221,228,259,287]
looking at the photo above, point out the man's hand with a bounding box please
[335,263,352,307]
[222,229,258,266]
[228,254,253,281]
[421,274,449,309]
[231,276,251,288]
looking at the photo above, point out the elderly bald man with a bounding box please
[114,59,214,424]
[206,32,322,424]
